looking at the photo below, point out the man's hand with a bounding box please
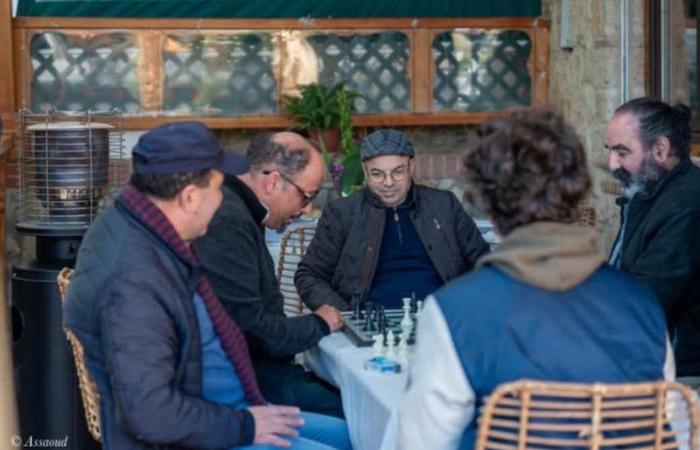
[248,405,304,448]
[314,304,345,332]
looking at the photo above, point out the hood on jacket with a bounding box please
[477,221,605,291]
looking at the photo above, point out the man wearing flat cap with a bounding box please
[296,129,489,311]
[64,122,351,450]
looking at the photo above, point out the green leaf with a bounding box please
[340,144,364,196]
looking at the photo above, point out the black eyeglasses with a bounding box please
[263,170,318,207]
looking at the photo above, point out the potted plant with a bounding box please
[283,82,358,155]
[284,82,364,197]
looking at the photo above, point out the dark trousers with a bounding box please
[254,362,344,419]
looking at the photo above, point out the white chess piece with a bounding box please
[415,300,424,320]
[386,330,396,361]
[400,298,413,337]
[398,332,409,366]
[372,333,384,357]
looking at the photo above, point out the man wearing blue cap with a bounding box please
[296,129,489,311]
[64,122,351,450]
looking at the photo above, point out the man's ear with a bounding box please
[262,170,282,196]
[177,183,200,214]
[652,136,673,165]
[408,157,417,177]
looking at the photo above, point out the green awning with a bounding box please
[17,0,541,18]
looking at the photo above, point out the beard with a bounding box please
[612,152,668,199]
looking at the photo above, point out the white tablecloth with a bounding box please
[304,333,407,450]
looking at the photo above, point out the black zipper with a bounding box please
[393,207,403,245]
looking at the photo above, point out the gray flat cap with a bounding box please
[360,129,415,161]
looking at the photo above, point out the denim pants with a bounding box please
[235,412,352,450]
[255,363,344,418]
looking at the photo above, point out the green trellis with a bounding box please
[307,32,411,114]
[162,33,277,116]
[30,32,141,113]
[433,30,531,112]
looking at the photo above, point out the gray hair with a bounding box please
[246,132,311,177]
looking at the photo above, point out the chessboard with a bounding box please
[341,308,418,347]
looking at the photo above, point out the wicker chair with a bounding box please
[276,226,316,317]
[475,379,700,450]
[577,206,596,228]
[57,267,102,443]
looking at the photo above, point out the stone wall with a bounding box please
[543,0,688,251]
[543,0,642,250]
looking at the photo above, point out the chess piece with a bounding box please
[372,333,384,357]
[398,332,409,365]
[415,300,424,321]
[364,302,375,331]
[378,311,386,336]
[400,297,413,337]
[351,294,362,320]
[386,330,397,361]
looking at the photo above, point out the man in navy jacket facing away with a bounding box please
[392,109,673,450]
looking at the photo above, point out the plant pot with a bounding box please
[309,129,342,153]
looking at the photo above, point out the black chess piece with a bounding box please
[351,294,363,320]
[364,302,375,332]
[378,307,386,336]
[410,292,418,314]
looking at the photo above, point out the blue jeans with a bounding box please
[235,412,352,450]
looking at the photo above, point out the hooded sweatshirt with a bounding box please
[391,222,671,450]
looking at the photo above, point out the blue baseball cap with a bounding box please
[133,121,249,175]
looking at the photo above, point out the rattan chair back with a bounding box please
[475,379,700,450]
[276,226,316,317]
[57,267,102,442]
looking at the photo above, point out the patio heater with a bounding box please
[11,110,124,448]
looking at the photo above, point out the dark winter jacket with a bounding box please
[63,198,254,450]
[194,176,329,362]
[611,157,700,375]
[295,184,490,310]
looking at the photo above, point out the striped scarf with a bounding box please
[118,184,266,405]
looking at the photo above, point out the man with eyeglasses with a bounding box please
[296,129,490,311]
[195,131,346,419]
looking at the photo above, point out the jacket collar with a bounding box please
[224,175,269,225]
[116,184,200,286]
[363,181,417,209]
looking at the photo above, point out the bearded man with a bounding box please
[605,97,700,376]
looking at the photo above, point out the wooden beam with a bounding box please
[1,9,17,139]
[0,0,19,447]
[138,31,164,112]
[12,28,29,112]
[115,111,512,130]
[532,26,549,105]
[13,17,548,31]
[411,29,432,114]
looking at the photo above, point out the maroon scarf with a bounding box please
[119,184,265,405]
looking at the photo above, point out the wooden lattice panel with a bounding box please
[307,31,411,113]
[433,30,531,112]
[30,31,141,113]
[163,33,278,115]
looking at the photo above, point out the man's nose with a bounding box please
[300,202,313,215]
[608,152,620,172]
[382,176,395,187]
